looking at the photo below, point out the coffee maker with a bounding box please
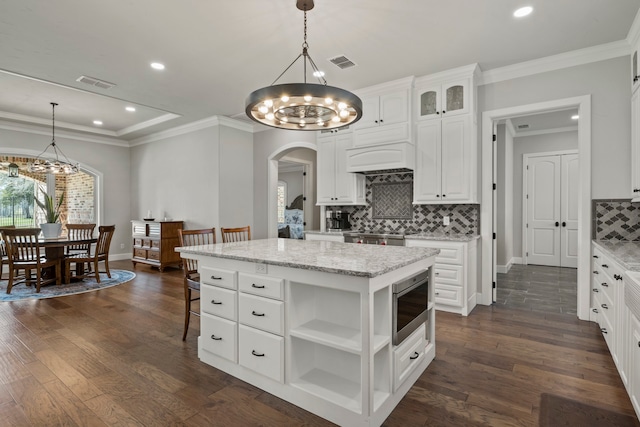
[326,210,351,231]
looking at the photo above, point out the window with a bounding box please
[277,181,287,223]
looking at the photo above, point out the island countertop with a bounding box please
[177,238,438,278]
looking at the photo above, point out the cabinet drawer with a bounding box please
[133,248,146,259]
[151,240,160,249]
[239,325,284,383]
[434,284,463,307]
[239,273,284,300]
[435,246,464,265]
[134,238,143,247]
[201,267,237,290]
[394,323,425,392]
[434,264,463,286]
[239,293,284,335]
[600,307,614,353]
[201,285,237,320]
[147,250,160,261]
[201,313,237,362]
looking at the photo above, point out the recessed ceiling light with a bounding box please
[150,62,165,70]
[513,6,533,18]
[571,115,579,120]
[93,120,103,126]
[125,106,136,112]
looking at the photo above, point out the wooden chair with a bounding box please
[65,223,96,272]
[0,225,16,280]
[2,227,61,294]
[221,226,251,243]
[178,228,216,341]
[64,225,115,283]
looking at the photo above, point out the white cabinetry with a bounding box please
[631,89,640,201]
[630,313,640,416]
[352,77,413,148]
[317,130,365,205]
[405,238,477,316]
[624,269,640,418]
[413,64,479,204]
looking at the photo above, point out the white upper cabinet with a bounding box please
[416,79,470,121]
[354,89,409,131]
[632,79,640,201]
[317,130,366,206]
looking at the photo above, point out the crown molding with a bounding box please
[114,113,181,137]
[0,119,129,147]
[129,115,253,147]
[513,125,579,138]
[627,7,640,48]
[480,40,631,86]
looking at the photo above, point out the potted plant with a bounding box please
[35,189,64,239]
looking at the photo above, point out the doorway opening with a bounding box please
[481,96,591,320]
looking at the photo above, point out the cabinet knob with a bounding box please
[442,110,446,114]
[562,222,567,227]
[593,255,599,259]
[601,303,608,309]
[638,341,640,348]
[593,271,598,274]
[601,328,608,334]
[380,119,384,123]
[592,288,599,293]
[436,111,440,115]
[436,195,440,198]
[374,120,379,123]
[442,194,446,198]
[593,308,599,313]
[602,282,608,287]
[602,264,608,268]
[555,221,559,227]
[409,352,419,360]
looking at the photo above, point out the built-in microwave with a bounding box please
[392,268,430,346]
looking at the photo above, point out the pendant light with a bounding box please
[28,103,79,174]
[245,0,362,131]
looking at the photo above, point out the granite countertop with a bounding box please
[404,232,480,242]
[177,238,439,278]
[592,240,640,271]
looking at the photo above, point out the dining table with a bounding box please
[39,236,98,284]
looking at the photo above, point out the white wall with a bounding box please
[496,124,514,268]
[512,130,579,257]
[0,125,131,256]
[479,56,630,199]
[253,129,317,239]
[279,171,303,204]
[219,125,254,231]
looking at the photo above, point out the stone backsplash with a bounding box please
[328,173,479,235]
[593,199,640,241]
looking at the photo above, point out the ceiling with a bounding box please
[507,109,580,136]
[1,0,639,143]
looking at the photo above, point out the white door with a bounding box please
[561,154,579,268]
[526,156,561,266]
[414,121,441,202]
[316,136,336,203]
[379,90,408,125]
[334,133,354,201]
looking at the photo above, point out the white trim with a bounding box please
[267,142,318,238]
[511,257,523,265]
[115,113,181,137]
[481,95,591,321]
[496,262,512,274]
[0,119,128,147]
[110,253,132,261]
[627,7,640,48]
[505,119,516,138]
[480,40,630,86]
[515,126,579,138]
[129,115,253,146]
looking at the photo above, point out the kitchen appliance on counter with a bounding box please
[392,268,430,345]
[344,231,405,246]
[325,210,351,231]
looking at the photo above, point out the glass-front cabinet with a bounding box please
[416,79,469,121]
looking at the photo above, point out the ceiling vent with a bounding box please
[517,124,529,129]
[76,75,116,90]
[329,55,356,69]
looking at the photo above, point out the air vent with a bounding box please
[76,75,116,90]
[517,124,529,129]
[329,55,356,69]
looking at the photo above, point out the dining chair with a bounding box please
[221,226,251,243]
[64,225,115,283]
[65,223,96,271]
[2,227,61,294]
[0,225,16,280]
[178,228,216,341]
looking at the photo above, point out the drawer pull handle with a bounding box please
[602,264,608,268]
[252,311,265,317]
[592,288,599,293]
[252,284,265,289]
[435,292,440,295]
[409,352,419,360]
[601,282,609,287]
[251,350,265,357]
[210,335,222,341]
[592,308,599,313]
[211,300,222,305]
[638,341,640,348]
[601,304,608,309]
[435,272,440,276]
[593,271,598,274]
[593,255,599,259]
[601,328,608,334]
[211,275,222,280]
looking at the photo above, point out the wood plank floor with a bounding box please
[0,260,637,426]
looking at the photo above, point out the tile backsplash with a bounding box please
[593,199,640,241]
[329,173,479,235]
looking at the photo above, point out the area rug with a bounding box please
[539,393,640,427]
[0,270,136,302]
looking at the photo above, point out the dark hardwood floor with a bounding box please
[0,260,637,426]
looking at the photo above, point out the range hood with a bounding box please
[346,141,414,174]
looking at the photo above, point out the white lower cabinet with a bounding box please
[304,233,345,242]
[630,314,640,415]
[405,238,477,315]
[239,325,284,383]
[393,323,425,392]
[201,313,237,362]
[238,293,284,335]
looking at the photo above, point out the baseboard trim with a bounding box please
[496,262,512,274]
[511,257,523,265]
[110,253,132,261]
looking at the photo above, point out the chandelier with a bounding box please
[245,0,362,131]
[28,103,79,174]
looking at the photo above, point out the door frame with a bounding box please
[481,95,591,320]
[522,149,578,266]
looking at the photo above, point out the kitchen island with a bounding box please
[177,238,438,426]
